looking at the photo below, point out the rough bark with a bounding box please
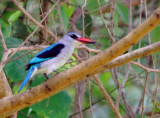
[0,71,17,118]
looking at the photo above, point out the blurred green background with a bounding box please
[0,0,160,118]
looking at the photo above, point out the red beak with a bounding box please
[77,37,96,44]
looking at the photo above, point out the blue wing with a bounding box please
[25,43,65,70]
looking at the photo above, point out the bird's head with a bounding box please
[61,32,96,46]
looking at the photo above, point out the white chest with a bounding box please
[37,46,74,74]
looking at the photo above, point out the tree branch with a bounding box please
[0,7,160,117]
[0,40,160,117]
[94,75,122,118]
[0,25,7,51]
[0,26,10,72]
[0,71,17,118]
[0,26,17,118]
[130,61,160,72]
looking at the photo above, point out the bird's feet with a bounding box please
[54,70,60,77]
[43,71,59,81]
[44,73,49,81]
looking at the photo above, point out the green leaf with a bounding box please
[113,10,123,39]
[0,19,12,38]
[8,10,22,24]
[2,25,12,38]
[91,72,113,100]
[150,25,160,43]
[73,0,85,6]
[30,74,46,87]
[17,107,30,118]
[86,0,106,13]
[11,20,28,39]
[31,91,71,118]
[75,14,93,36]
[29,111,43,118]
[136,114,146,118]
[2,38,31,82]
[84,14,93,36]
[0,1,7,15]
[99,72,114,91]
[117,3,129,23]
[2,2,23,24]
[60,4,74,31]
[152,100,160,113]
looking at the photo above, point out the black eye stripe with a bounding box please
[70,34,78,39]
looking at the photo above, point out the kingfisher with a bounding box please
[18,32,96,92]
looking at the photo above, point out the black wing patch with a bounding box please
[37,43,65,58]
[25,44,65,70]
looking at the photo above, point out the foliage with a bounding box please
[0,0,160,118]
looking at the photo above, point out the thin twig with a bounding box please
[109,1,128,116]
[75,84,83,118]
[51,14,57,36]
[112,66,136,118]
[0,26,10,72]
[94,75,122,118]
[70,70,147,117]
[152,73,160,116]
[87,80,94,118]
[128,0,133,32]
[0,25,7,51]
[110,0,116,39]
[81,0,87,37]
[144,2,159,116]
[128,0,133,53]
[69,97,104,117]
[144,0,151,44]
[130,67,154,102]
[138,0,143,63]
[116,64,131,108]
[121,92,136,118]
[9,46,47,52]
[11,0,57,41]
[8,0,60,61]
[39,0,49,43]
[77,45,101,54]
[7,50,34,62]
[141,72,149,118]
[97,0,114,44]
[74,46,122,117]
[130,61,160,73]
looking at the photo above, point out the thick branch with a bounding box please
[0,71,17,118]
[0,7,160,117]
[0,41,160,117]
[0,26,17,118]
[0,71,12,98]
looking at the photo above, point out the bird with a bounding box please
[18,32,96,92]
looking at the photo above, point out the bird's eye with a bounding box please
[70,34,78,39]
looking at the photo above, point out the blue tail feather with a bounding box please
[18,66,35,93]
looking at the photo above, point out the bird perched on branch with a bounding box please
[18,32,96,92]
